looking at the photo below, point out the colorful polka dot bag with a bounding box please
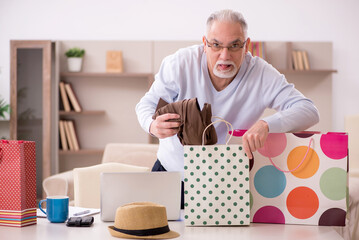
[0,140,37,227]
[241,131,348,226]
[183,120,250,226]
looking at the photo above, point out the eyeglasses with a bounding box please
[205,37,247,52]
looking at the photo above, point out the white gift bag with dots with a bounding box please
[183,119,250,226]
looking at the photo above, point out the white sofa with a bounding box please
[73,162,150,208]
[42,143,158,205]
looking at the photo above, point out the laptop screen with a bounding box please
[100,171,181,221]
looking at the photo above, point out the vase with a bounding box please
[67,57,83,72]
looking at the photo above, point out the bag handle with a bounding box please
[267,138,313,173]
[211,116,232,143]
[202,117,234,146]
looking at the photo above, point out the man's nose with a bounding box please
[219,47,231,60]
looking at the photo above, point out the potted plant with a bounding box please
[0,97,10,120]
[65,47,85,72]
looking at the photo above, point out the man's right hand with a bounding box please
[149,113,181,139]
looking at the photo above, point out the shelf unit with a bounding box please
[59,73,107,155]
[261,41,336,133]
[283,42,336,74]
[59,107,106,157]
[57,69,153,172]
[58,72,153,152]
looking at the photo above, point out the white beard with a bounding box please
[213,60,238,79]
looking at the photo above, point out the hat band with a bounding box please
[113,225,170,236]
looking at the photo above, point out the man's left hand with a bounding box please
[242,120,269,159]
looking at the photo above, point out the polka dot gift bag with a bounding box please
[0,140,37,227]
[183,119,250,226]
[232,131,348,226]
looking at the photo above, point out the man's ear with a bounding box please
[202,36,207,53]
[245,37,251,53]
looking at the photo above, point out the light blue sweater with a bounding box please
[136,44,319,176]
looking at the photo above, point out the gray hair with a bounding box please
[206,9,248,38]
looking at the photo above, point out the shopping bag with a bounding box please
[184,119,250,226]
[232,131,348,226]
[0,140,37,227]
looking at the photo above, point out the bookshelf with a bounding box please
[250,41,337,73]
[57,67,154,171]
[256,41,336,135]
[264,42,336,72]
[58,78,107,153]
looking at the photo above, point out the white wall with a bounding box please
[1,0,359,131]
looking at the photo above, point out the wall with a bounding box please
[1,0,359,132]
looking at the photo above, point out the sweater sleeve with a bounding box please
[260,66,320,133]
[135,54,181,133]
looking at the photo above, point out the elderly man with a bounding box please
[136,9,319,206]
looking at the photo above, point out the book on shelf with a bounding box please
[64,82,82,112]
[67,120,80,151]
[291,50,310,70]
[59,120,80,151]
[59,120,68,151]
[63,120,74,150]
[59,89,65,111]
[248,41,265,60]
[292,51,299,70]
[297,51,304,70]
[59,81,71,112]
[302,51,310,70]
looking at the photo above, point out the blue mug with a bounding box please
[39,196,69,223]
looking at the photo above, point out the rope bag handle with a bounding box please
[266,138,313,173]
[202,116,234,146]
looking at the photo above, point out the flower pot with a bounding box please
[67,57,83,72]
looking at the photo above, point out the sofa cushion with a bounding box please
[73,162,149,208]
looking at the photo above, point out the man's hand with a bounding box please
[150,113,181,139]
[242,120,269,159]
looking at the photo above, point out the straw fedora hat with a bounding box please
[108,202,180,239]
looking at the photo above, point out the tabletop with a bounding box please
[0,212,344,240]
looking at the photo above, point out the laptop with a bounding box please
[100,171,182,222]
